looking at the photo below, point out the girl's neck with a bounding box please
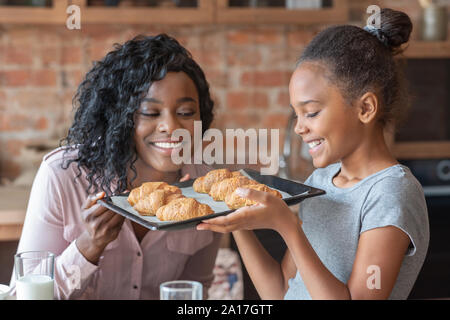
[334,128,398,187]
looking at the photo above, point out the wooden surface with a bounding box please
[393,141,450,159]
[0,186,30,241]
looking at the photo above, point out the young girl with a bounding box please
[197,8,429,300]
[12,34,221,299]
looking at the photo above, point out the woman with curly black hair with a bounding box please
[12,34,221,299]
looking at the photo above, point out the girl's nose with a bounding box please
[294,117,308,136]
[157,112,181,134]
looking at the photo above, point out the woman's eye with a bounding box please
[138,112,159,118]
[178,111,196,117]
[306,111,320,118]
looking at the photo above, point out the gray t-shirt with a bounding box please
[284,163,429,300]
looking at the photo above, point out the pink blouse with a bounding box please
[11,147,222,299]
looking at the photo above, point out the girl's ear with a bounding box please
[357,92,378,124]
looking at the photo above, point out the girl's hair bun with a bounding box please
[373,8,413,52]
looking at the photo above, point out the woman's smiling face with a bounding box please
[133,71,201,173]
[289,62,364,168]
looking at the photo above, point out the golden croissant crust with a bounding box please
[209,176,258,201]
[156,197,214,221]
[193,169,233,193]
[225,183,282,209]
[127,182,181,207]
[134,190,185,216]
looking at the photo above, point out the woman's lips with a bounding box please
[148,141,184,156]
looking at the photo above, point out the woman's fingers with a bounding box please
[82,191,105,210]
[180,173,190,182]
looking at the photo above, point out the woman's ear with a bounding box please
[357,92,378,124]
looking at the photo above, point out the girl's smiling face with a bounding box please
[133,71,201,173]
[289,62,365,168]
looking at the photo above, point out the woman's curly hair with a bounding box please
[61,34,214,196]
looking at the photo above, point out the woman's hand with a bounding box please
[197,188,299,235]
[76,192,125,265]
[180,173,190,182]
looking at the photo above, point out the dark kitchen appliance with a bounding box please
[401,159,450,299]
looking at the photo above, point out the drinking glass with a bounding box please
[14,251,55,300]
[160,280,203,300]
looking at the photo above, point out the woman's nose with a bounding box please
[157,112,181,134]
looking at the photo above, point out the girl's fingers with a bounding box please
[197,221,241,233]
[235,188,272,205]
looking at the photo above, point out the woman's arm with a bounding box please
[12,160,100,299]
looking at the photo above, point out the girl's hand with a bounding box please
[76,192,125,264]
[197,188,299,235]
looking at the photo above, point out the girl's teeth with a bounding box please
[308,139,324,148]
[153,142,182,149]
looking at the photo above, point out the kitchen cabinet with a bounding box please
[0,0,349,25]
[215,0,349,24]
[0,0,66,24]
[0,0,214,24]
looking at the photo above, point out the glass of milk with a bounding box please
[160,280,203,300]
[14,251,55,300]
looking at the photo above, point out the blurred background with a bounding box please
[0,0,449,299]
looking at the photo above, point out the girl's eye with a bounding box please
[306,111,320,118]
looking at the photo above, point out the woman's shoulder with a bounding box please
[42,146,78,167]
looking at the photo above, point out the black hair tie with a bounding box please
[363,25,390,48]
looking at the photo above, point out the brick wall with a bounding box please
[0,23,325,181]
[0,0,431,182]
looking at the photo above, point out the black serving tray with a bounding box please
[98,169,325,231]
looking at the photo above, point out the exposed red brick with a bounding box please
[30,70,57,87]
[4,45,33,65]
[61,46,82,65]
[34,117,49,131]
[1,70,30,87]
[227,91,268,110]
[241,70,290,87]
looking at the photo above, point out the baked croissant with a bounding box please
[156,197,214,221]
[209,176,258,201]
[193,169,233,194]
[127,182,181,206]
[134,190,185,216]
[225,183,282,209]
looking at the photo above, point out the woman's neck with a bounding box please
[335,127,398,187]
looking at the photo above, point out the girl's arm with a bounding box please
[199,188,411,300]
[282,223,410,299]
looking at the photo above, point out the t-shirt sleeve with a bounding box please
[360,176,429,256]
